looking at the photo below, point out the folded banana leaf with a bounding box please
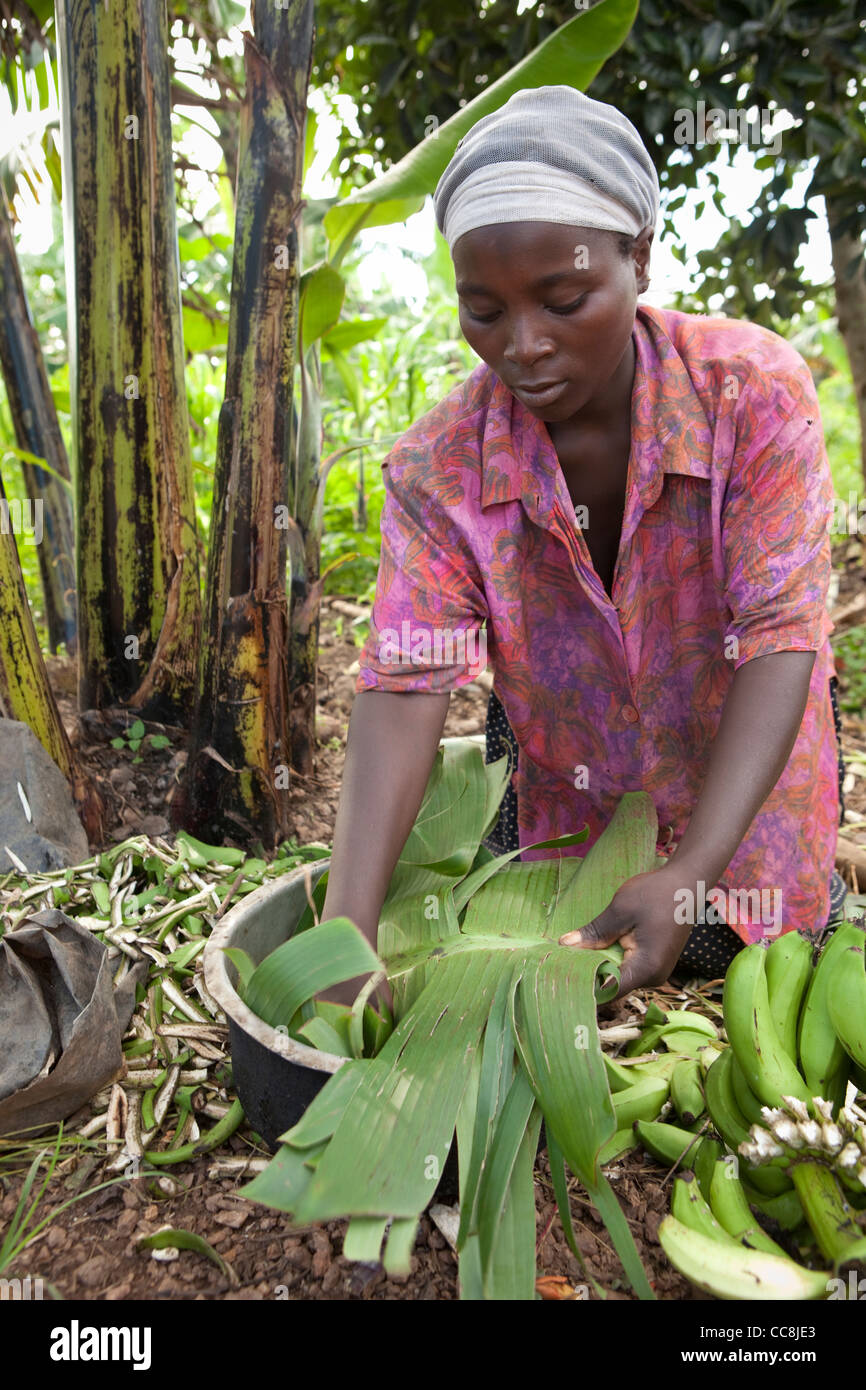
[242,738,661,1300]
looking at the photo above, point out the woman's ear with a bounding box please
[633,227,653,294]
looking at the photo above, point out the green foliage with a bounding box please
[316,228,479,600]
[1,2,862,677]
[241,739,660,1299]
[110,718,171,763]
[321,0,638,256]
[831,625,866,716]
[820,374,861,505]
[314,0,866,327]
[0,1125,127,1291]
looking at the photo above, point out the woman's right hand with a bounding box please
[313,688,451,1016]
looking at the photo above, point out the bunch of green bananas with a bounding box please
[598,1005,723,1163]
[625,920,866,1298]
[739,1095,866,1187]
[723,923,866,1121]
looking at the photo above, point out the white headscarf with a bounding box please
[434,86,659,251]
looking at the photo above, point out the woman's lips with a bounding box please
[513,380,568,407]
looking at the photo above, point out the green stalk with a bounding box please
[143,1099,244,1166]
[789,1161,866,1271]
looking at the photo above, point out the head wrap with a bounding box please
[433,86,659,252]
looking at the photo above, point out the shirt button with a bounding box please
[621,704,639,723]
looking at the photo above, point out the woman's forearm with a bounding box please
[321,689,451,948]
[667,649,817,887]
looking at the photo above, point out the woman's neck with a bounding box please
[546,334,636,452]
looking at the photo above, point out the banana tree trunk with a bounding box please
[55,0,201,719]
[0,187,77,656]
[0,474,103,841]
[288,346,323,777]
[826,196,866,486]
[174,0,314,844]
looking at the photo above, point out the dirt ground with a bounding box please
[1,1142,691,1302]
[4,542,866,1303]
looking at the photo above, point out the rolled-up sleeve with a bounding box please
[720,357,833,670]
[355,450,489,693]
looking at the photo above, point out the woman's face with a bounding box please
[452,221,652,424]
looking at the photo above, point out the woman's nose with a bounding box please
[503,318,555,365]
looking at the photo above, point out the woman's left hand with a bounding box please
[558,863,694,998]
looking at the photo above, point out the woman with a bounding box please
[320,85,847,1004]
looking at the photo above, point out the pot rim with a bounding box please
[202,859,345,1077]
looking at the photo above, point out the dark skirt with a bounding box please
[483,677,850,976]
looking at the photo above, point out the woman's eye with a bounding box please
[549,296,586,316]
[462,295,584,324]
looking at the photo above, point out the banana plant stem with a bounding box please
[789,1160,866,1271]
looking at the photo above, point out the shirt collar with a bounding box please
[480,303,713,517]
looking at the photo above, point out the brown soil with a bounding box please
[4,551,866,1304]
[1,1140,691,1302]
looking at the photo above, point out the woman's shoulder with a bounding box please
[639,303,812,388]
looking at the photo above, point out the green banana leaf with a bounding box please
[323,0,639,260]
[512,943,654,1299]
[327,348,364,418]
[243,739,661,1299]
[243,916,382,1029]
[321,317,388,356]
[299,262,346,358]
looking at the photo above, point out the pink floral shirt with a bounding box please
[355,304,839,942]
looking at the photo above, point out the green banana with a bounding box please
[797,922,863,1110]
[703,1046,753,1147]
[708,1159,788,1256]
[174,829,246,868]
[604,1054,639,1093]
[631,1052,680,1082]
[671,1172,741,1246]
[661,1028,722,1059]
[598,1127,637,1165]
[703,1048,792,1196]
[625,1010,717,1058]
[723,942,811,1108]
[742,1184,805,1232]
[658,1215,831,1300]
[693,1136,723,1203]
[731,1055,771,1129]
[611,1074,669,1128]
[633,1118,702,1169]
[765,929,814,1062]
[661,1010,719,1039]
[696,1042,724,1076]
[826,937,866,1071]
[625,1024,666,1057]
[789,1159,866,1271]
[670,1057,705,1125]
